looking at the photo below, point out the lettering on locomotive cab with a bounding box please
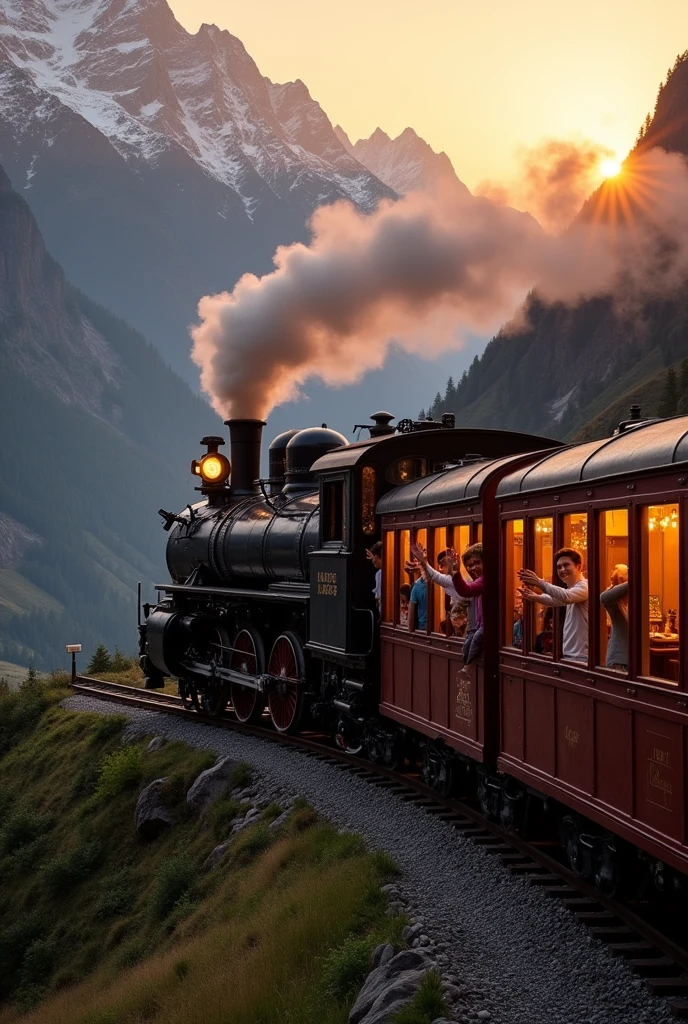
[317,571,338,596]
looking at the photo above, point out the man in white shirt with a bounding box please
[518,548,588,663]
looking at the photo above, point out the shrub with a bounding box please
[0,807,50,855]
[321,936,375,1001]
[114,936,147,970]
[232,824,270,866]
[95,871,135,918]
[95,746,143,799]
[42,838,105,897]
[291,805,318,832]
[0,673,49,753]
[173,959,190,980]
[110,648,135,673]
[210,797,241,839]
[391,970,448,1024]
[91,715,125,744]
[371,849,402,879]
[0,913,46,998]
[151,855,196,919]
[228,762,253,790]
[20,936,57,986]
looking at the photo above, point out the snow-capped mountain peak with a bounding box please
[344,124,470,197]
[0,0,393,212]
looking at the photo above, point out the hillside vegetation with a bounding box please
[0,676,405,1024]
[0,167,220,670]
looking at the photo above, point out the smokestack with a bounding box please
[225,419,266,495]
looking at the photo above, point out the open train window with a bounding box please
[640,503,679,686]
[322,479,346,543]
[504,519,524,647]
[386,457,430,485]
[598,509,629,673]
[527,517,554,655]
[382,530,395,623]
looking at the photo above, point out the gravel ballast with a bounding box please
[64,695,674,1024]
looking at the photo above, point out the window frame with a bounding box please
[321,475,349,548]
[635,498,682,689]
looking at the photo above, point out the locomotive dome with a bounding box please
[267,428,301,495]
[283,426,349,494]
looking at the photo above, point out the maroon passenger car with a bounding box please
[495,415,688,890]
[378,414,688,890]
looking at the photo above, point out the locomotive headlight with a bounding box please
[198,452,230,484]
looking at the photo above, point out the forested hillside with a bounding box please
[0,169,220,669]
[426,51,688,440]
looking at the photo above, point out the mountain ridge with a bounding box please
[427,51,688,440]
[0,0,395,382]
[0,155,220,667]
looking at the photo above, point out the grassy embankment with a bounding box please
[0,673,444,1024]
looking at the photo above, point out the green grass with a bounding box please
[0,662,44,692]
[0,570,63,617]
[0,679,405,1024]
[391,970,448,1024]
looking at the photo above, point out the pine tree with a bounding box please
[87,644,112,675]
[110,647,133,673]
[658,367,679,419]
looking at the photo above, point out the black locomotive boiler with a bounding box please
[140,414,555,742]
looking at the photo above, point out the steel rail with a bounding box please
[72,675,688,1018]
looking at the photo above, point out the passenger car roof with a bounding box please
[377,453,541,513]
[496,416,688,497]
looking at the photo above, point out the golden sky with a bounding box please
[169,0,688,191]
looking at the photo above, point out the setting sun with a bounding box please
[600,157,622,178]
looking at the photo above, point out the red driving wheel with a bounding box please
[229,628,265,724]
[267,632,305,733]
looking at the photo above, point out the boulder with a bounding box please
[351,969,428,1024]
[348,949,430,1024]
[135,778,174,839]
[268,809,291,832]
[186,756,239,813]
[146,737,166,753]
[370,943,395,969]
[203,840,232,871]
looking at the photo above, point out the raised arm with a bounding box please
[600,582,628,607]
[424,563,455,588]
[538,579,588,605]
[452,572,484,599]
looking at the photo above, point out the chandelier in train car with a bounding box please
[648,508,678,532]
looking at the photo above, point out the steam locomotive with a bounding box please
[142,410,688,893]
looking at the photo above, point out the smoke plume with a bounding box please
[191,148,688,420]
[476,139,616,233]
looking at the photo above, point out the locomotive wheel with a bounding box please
[230,628,265,724]
[267,632,305,734]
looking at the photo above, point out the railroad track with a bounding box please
[72,676,688,1018]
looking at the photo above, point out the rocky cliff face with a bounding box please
[429,53,688,439]
[0,165,125,417]
[0,0,395,381]
[0,159,218,667]
[335,125,470,197]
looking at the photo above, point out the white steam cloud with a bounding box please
[191,148,688,420]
